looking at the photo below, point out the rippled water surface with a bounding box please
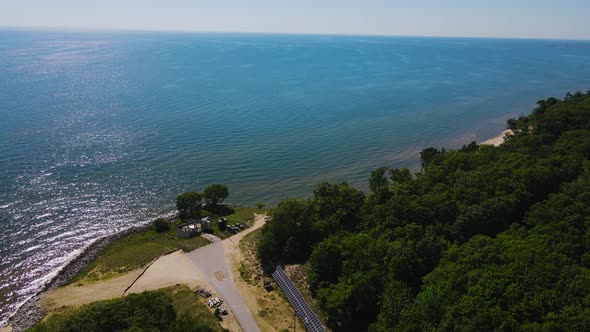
[1,30,590,323]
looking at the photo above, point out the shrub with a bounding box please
[153,218,170,233]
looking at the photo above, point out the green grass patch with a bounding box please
[162,286,224,330]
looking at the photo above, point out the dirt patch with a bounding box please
[214,271,226,281]
[126,250,209,294]
[40,268,143,311]
[41,250,211,311]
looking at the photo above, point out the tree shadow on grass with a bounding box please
[208,205,235,216]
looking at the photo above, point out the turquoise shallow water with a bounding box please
[1,30,590,322]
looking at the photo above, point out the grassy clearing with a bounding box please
[70,226,209,284]
[203,206,268,239]
[30,286,224,332]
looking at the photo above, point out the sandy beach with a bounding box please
[481,129,512,146]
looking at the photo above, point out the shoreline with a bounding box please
[481,129,512,146]
[6,221,159,331]
[5,205,254,331]
[1,123,513,330]
[1,123,513,331]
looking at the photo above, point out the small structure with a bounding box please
[176,221,202,239]
[176,216,213,238]
[218,218,228,231]
[200,216,211,232]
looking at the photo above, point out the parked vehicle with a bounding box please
[208,297,223,308]
[195,288,212,298]
[216,305,228,316]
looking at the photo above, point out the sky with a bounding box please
[1,0,590,40]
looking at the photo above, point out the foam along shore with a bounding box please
[481,129,512,146]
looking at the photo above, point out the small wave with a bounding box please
[43,229,84,243]
[35,213,52,220]
[0,202,18,209]
[1,244,92,327]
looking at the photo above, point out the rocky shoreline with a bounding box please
[7,221,159,331]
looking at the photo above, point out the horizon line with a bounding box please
[2,25,590,42]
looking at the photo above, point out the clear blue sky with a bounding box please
[2,0,589,40]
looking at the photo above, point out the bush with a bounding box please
[30,290,221,332]
[256,202,266,209]
[153,218,170,233]
[48,292,175,332]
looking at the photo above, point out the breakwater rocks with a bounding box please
[8,222,157,331]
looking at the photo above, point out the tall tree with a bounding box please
[203,184,229,208]
[369,167,389,193]
[176,191,203,218]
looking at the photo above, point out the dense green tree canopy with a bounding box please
[176,191,203,218]
[203,184,229,208]
[258,91,590,331]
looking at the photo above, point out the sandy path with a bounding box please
[40,268,143,310]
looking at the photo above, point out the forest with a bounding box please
[257,91,590,331]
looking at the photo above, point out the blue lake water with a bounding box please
[1,29,590,322]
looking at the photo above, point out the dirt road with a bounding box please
[187,215,267,332]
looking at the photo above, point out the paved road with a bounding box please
[187,241,260,332]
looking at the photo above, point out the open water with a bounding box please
[1,29,590,323]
